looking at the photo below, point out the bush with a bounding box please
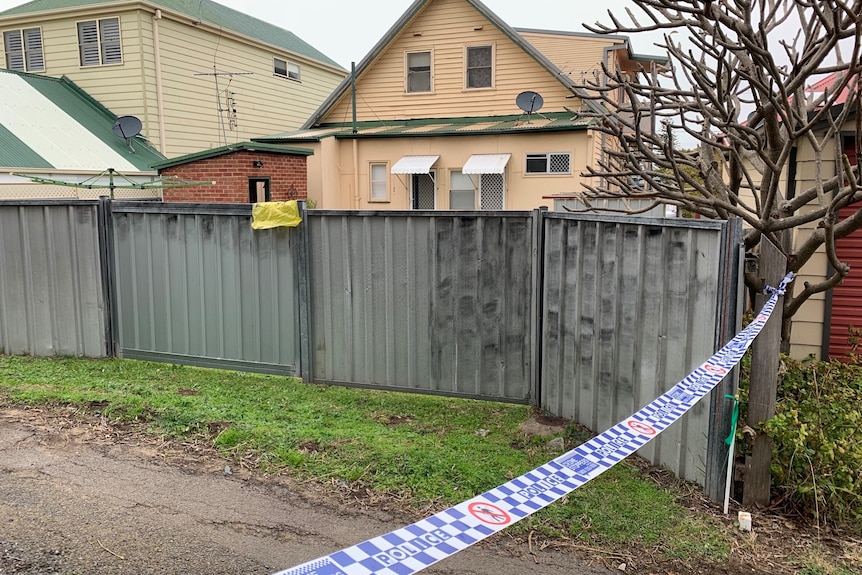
[763,357,862,530]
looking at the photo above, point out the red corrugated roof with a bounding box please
[804,71,854,106]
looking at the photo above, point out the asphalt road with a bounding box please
[0,407,612,575]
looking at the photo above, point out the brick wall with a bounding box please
[161,150,308,203]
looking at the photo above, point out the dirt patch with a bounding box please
[519,415,568,437]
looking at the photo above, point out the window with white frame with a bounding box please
[406,50,431,93]
[3,28,44,72]
[450,170,475,209]
[370,163,389,201]
[465,45,492,89]
[77,17,122,66]
[274,57,301,81]
[525,152,571,174]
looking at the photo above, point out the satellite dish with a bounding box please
[112,116,142,138]
[516,91,544,114]
[112,116,142,152]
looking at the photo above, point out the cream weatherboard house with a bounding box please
[254,0,666,211]
[751,72,862,361]
[0,0,347,159]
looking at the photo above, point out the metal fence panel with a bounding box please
[307,211,534,401]
[111,202,299,375]
[0,201,106,357]
[540,213,735,485]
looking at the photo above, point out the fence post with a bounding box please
[704,217,745,501]
[743,237,786,506]
[529,206,548,406]
[296,200,313,382]
[96,196,117,357]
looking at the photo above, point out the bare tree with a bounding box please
[579,0,862,349]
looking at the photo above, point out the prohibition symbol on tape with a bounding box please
[702,363,728,375]
[757,314,769,322]
[468,502,511,525]
[626,419,657,436]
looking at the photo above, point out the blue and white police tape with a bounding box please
[274,272,795,575]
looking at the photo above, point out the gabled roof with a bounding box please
[257,112,596,144]
[0,0,343,70]
[0,68,164,172]
[151,141,313,170]
[301,0,609,130]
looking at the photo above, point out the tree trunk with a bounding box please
[742,239,786,507]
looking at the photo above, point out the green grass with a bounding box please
[0,354,744,567]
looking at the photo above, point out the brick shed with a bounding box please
[153,142,313,203]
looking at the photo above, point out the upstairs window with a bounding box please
[406,50,431,93]
[3,28,44,72]
[78,17,122,66]
[525,152,571,175]
[465,45,492,89]
[274,57,300,81]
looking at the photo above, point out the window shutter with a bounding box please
[23,28,44,71]
[3,30,24,71]
[78,21,100,66]
[99,18,122,64]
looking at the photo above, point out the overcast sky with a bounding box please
[0,0,666,69]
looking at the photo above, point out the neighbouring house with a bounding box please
[0,0,347,158]
[0,68,164,199]
[154,141,312,203]
[779,72,861,360]
[251,0,666,211]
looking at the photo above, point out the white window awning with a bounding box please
[462,153,511,174]
[391,155,440,174]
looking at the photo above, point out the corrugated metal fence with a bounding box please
[306,212,535,399]
[109,201,300,375]
[0,201,107,357]
[540,213,742,491]
[0,199,742,499]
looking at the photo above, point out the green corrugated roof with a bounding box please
[0,68,164,170]
[151,141,313,169]
[0,0,343,70]
[256,112,596,143]
[0,122,52,168]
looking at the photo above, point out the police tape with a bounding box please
[273,273,795,575]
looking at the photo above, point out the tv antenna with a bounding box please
[195,66,253,146]
[515,90,548,123]
[112,115,143,152]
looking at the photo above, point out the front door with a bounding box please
[411,171,436,209]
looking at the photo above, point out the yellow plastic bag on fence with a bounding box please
[251,200,302,230]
